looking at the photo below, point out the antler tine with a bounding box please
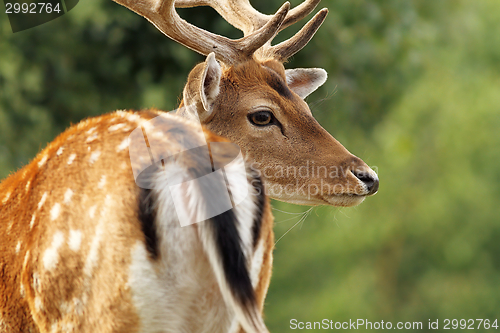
[175,0,268,36]
[175,0,325,62]
[176,0,321,35]
[280,0,321,31]
[112,0,289,64]
[267,8,328,61]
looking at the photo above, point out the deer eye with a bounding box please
[249,111,273,126]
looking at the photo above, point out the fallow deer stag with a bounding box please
[0,0,379,332]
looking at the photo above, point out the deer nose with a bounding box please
[353,170,379,195]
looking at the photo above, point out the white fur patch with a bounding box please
[25,180,31,193]
[38,192,48,210]
[89,150,101,164]
[86,133,99,143]
[250,241,265,288]
[32,272,40,292]
[117,137,130,152]
[67,154,77,165]
[43,231,65,270]
[57,147,64,156]
[23,250,30,269]
[125,113,140,123]
[30,213,36,229]
[68,230,82,252]
[108,123,126,132]
[86,127,97,134]
[34,296,43,311]
[50,203,61,221]
[84,225,103,276]
[84,196,112,277]
[128,241,169,333]
[63,189,74,205]
[89,205,97,219]
[97,175,107,189]
[1,192,10,204]
[15,241,21,254]
[38,155,48,168]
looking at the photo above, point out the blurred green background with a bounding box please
[1,0,499,331]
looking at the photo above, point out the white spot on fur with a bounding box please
[82,293,88,305]
[62,322,75,331]
[89,150,101,164]
[32,272,40,292]
[68,230,82,252]
[89,205,97,219]
[84,196,112,277]
[30,213,36,229]
[86,127,97,134]
[20,283,25,298]
[38,192,48,210]
[67,154,76,165]
[34,297,43,311]
[117,137,130,152]
[60,301,70,314]
[25,180,31,193]
[126,113,140,123]
[84,221,103,276]
[63,189,74,205]
[86,133,98,143]
[2,191,11,204]
[108,123,126,132]
[23,251,30,269]
[15,241,21,254]
[98,175,107,189]
[38,155,48,168]
[43,231,65,270]
[56,147,64,156]
[50,203,61,221]
[73,297,84,316]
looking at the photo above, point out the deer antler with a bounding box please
[113,0,327,63]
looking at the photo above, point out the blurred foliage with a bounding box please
[1,0,500,331]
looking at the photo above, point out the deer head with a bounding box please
[112,0,379,207]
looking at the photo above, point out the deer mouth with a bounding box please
[324,193,367,207]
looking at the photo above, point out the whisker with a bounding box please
[275,207,313,245]
[271,207,307,215]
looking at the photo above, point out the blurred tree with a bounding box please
[267,0,500,331]
[1,0,450,178]
[1,0,500,331]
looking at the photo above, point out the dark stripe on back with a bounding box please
[138,188,159,259]
[251,173,265,248]
[210,209,256,309]
[192,154,257,310]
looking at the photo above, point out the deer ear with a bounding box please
[285,68,327,99]
[199,53,222,115]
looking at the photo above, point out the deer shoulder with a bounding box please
[0,110,273,333]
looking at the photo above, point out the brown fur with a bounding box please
[180,58,375,206]
[1,110,275,332]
